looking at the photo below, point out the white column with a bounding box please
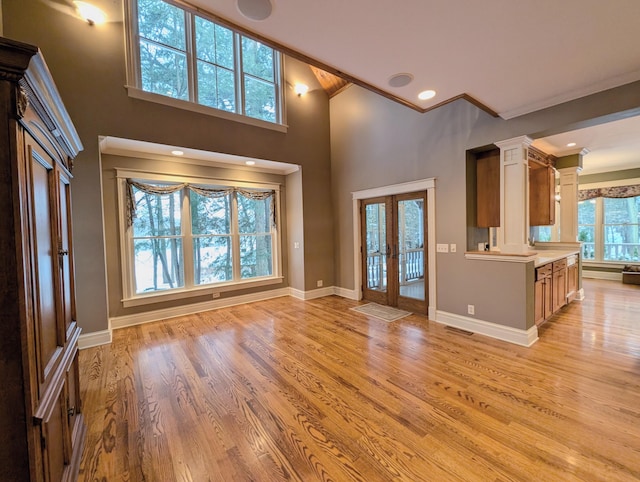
[558,166,582,242]
[495,136,533,254]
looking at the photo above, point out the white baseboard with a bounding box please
[428,306,437,320]
[333,286,359,300]
[82,284,425,345]
[436,310,539,347]
[110,288,290,329]
[78,329,112,349]
[582,270,622,281]
[290,286,335,300]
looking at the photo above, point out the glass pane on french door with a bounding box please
[398,198,425,301]
[365,202,387,292]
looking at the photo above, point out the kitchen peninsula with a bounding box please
[466,242,582,330]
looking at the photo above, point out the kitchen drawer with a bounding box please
[553,258,567,272]
[536,264,552,280]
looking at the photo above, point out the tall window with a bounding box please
[132,0,281,124]
[578,194,640,262]
[603,197,640,261]
[132,185,184,292]
[578,199,596,260]
[125,178,279,299]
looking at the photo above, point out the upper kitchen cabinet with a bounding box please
[529,146,557,227]
[476,148,501,228]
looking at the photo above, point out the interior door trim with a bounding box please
[352,178,436,319]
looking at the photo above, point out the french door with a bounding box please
[361,191,428,313]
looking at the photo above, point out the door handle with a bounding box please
[386,244,391,257]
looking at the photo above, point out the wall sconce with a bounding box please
[294,83,309,96]
[74,1,107,25]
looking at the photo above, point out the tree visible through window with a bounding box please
[603,197,640,261]
[578,195,640,262]
[128,181,277,296]
[578,200,596,260]
[133,0,281,123]
[131,185,184,293]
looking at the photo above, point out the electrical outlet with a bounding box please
[467,304,475,315]
[212,292,220,299]
[450,243,457,253]
[294,242,300,249]
[317,280,323,287]
[436,243,449,253]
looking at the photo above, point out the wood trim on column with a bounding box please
[495,136,534,254]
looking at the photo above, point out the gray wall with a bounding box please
[580,168,640,184]
[286,169,305,291]
[4,0,333,334]
[330,83,640,330]
[100,154,289,319]
[5,0,640,335]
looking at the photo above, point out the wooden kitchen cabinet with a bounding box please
[476,149,500,228]
[566,255,579,302]
[534,264,553,325]
[552,258,567,313]
[534,255,577,326]
[0,37,85,481]
[529,163,556,226]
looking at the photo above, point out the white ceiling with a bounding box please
[192,0,640,119]
[534,115,640,176]
[192,0,640,175]
[99,136,300,174]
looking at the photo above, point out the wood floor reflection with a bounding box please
[78,279,640,481]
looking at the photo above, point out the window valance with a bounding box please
[578,184,640,202]
[126,179,276,227]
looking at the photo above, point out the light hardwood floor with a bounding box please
[78,279,640,481]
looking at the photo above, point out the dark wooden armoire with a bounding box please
[0,37,86,481]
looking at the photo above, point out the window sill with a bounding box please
[582,261,635,269]
[125,86,288,134]
[122,276,285,308]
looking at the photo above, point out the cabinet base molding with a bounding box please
[62,415,86,482]
[436,310,539,347]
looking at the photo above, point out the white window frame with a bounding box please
[116,168,283,307]
[579,177,640,266]
[123,0,287,132]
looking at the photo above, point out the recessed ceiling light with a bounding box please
[388,73,414,88]
[245,160,256,166]
[418,90,436,100]
[171,150,184,156]
[566,142,576,147]
[237,0,273,21]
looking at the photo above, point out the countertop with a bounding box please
[465,248,579,266]
[533,249,580,267]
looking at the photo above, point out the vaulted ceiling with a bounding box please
[192,0,640,120]
[76,0,640,174]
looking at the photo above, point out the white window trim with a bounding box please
[123,0,287,131]
[116,168,283,307]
